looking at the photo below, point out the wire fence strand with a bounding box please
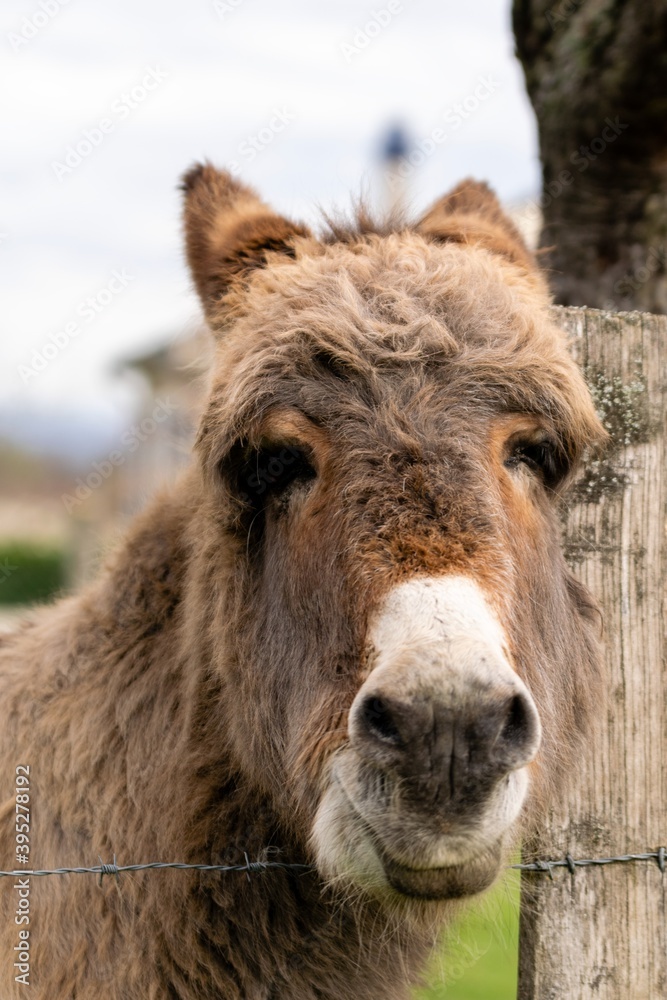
[511,847,666,878]
[0,848,664,883]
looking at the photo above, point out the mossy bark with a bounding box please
[513,1,667,313]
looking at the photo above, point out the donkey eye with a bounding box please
[505,440,562,487]
[239,445,316,506]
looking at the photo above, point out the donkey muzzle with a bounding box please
[350,661,539,814]
[312,575,541,899]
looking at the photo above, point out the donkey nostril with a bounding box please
[361,695,402,745]
[497,692,539,764]
[501,694,528,743]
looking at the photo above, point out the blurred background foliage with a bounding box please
[417,876,519,1000]
[0,542,66,606]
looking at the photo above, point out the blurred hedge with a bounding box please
[0,543,66,605]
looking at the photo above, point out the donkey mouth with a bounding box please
[376,842,502,900]
[313,759,515,902]
[351,797,505,900]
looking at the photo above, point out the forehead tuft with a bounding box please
[198,231,603,471]
[224,231,547,358]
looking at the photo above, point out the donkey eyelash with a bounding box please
[504,439,564,487]
[238,444,317,507]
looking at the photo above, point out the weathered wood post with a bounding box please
[518,307,667,999]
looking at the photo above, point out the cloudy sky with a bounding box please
[1,0,541,449]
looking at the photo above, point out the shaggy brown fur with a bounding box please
[0,165,605,999]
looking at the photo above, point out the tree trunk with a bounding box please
[518,306,667,998]
[512,1,667,313]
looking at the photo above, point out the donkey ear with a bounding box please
[181,163,311,326]
[416,179,536,273]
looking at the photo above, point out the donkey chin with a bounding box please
[311,574,541,902]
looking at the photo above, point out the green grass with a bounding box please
[0,542,67,605]
[413,873,519,1000]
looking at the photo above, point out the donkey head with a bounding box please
[183,164,604,902]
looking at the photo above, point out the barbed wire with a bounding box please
[0,855,313,886]
[511,848,666,878]
[0,848,664,884]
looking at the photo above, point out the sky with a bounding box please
[0,0,541,453]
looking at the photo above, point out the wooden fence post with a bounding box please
[518,306,667,999]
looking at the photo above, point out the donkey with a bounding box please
[0,165,604,999]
